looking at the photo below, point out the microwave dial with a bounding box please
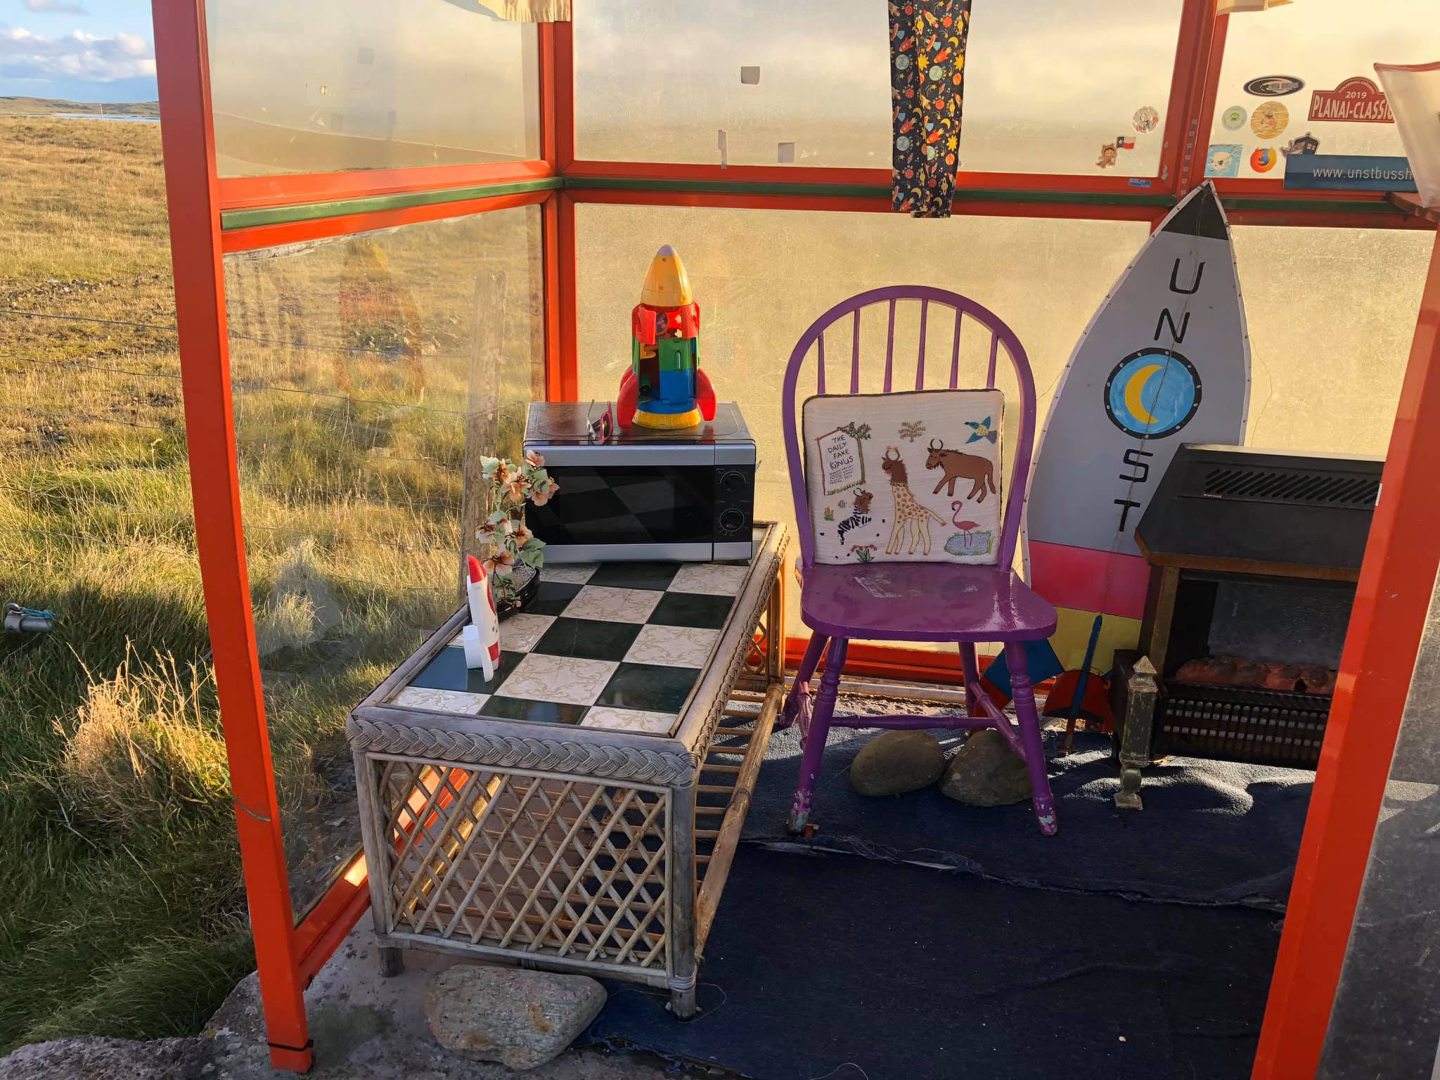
[719,508,746,533]
[720,469,748,495]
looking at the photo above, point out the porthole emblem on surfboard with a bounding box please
[1103,350,1202,439]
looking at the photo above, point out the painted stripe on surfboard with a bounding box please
[1028,541,1149,620]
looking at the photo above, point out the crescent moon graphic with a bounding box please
[1124,363,1163,425]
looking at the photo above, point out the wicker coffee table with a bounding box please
[348,523,786,1016]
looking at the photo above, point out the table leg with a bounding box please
[768,562,787,686]
[668,780,699,1019]
[378,947,405,977]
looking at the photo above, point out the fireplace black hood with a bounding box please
[1136,444,1381,579]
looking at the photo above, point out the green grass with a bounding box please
[0,115,540,1052]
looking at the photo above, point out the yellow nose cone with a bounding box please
[639,244,693,308]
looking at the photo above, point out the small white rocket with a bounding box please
[463,554,501,681]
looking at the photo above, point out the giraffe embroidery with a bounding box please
[835,489,874,547]
[880,447,945,555]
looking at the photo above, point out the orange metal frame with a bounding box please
[148,0,1436,1071]
[1253,225,1440,1079]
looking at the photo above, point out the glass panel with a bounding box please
[575,204,1151,634]
[961,0,1183,177]
[223,206,545,919]
[575,207,1431,640]
[1318,568,1440,1079]
[574,0,1183,176]
[1231,225,1433,455]
[207,0,540,177]
[1207,0,1421,181]
[575,0,890,168]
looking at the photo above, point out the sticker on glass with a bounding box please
[1308,77,1395,123]
[1244,75,1305,97]
[1132,106,1160,133]
[1250,101,1289,139]
[1250,146,1279,173]
[1096,141,1119,169]
[1221,105,1248,131]
[1205,144,1242,178]
[1281,132,1320,157]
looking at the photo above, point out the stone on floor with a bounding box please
[425,964,606,1072]
[938,728,1033,806]
[0,1036,206,1080]
[848,730,946,797]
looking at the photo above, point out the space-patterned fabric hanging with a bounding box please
[889,0,973,218]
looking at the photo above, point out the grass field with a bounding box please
[0,114,541,1052]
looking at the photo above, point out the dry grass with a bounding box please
[46,649,230,836]
[0,116,539,1050]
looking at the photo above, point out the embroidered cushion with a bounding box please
[802,389,1004,565]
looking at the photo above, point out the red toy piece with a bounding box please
[617,369,639,429]
[695,367,717,422]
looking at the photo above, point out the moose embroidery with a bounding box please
[925,438,997,502]
[881,447,945,555]
[835,489,874,546]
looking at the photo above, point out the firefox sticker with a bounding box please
[1250,147,1278,173]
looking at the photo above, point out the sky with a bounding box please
[0,0,155,102]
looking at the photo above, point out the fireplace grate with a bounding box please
[1159,682,1330,769]
[1197,464,1380,509]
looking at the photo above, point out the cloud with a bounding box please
[23,0,89,13]
[0,26,153,83]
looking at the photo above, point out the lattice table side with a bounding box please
[354,752,677,987]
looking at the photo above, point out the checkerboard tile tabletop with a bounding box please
[388,560,745,736]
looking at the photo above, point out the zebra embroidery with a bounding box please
[835,489,874,546]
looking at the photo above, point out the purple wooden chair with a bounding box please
[779,285,1060,836]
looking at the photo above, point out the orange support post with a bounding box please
[1253,226,1440,1078]
[541,20,578,400]
[151,0,311,1071]
[1181,8,1229,194]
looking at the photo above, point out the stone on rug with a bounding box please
[848,730,947,796]
[939,728,1033,806]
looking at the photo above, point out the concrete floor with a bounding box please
[201,924,692,1080]
[0,923,706,1080]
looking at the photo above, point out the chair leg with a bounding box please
[1009,643,1059,836]
[958,642,980,716]
[779,632,829,732]
[787,637,848,835]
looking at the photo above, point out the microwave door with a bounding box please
[528,464,716,558]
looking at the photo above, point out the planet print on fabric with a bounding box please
[1103,350,1202,439]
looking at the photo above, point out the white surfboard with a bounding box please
[1025,182,1251,671]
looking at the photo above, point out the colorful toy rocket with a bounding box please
[617,244,717,430]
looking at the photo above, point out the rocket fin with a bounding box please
[617,369,638,429]
[695,367,717,421]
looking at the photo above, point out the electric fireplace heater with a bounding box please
[1115,444,1381,774]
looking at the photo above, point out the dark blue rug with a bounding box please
[743,724,1313,909]
[587,717,1308,1077]
[589,846,1281,1080]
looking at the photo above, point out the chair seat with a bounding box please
[799,562,1057,643]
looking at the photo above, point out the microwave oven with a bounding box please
[522,402,756,563]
